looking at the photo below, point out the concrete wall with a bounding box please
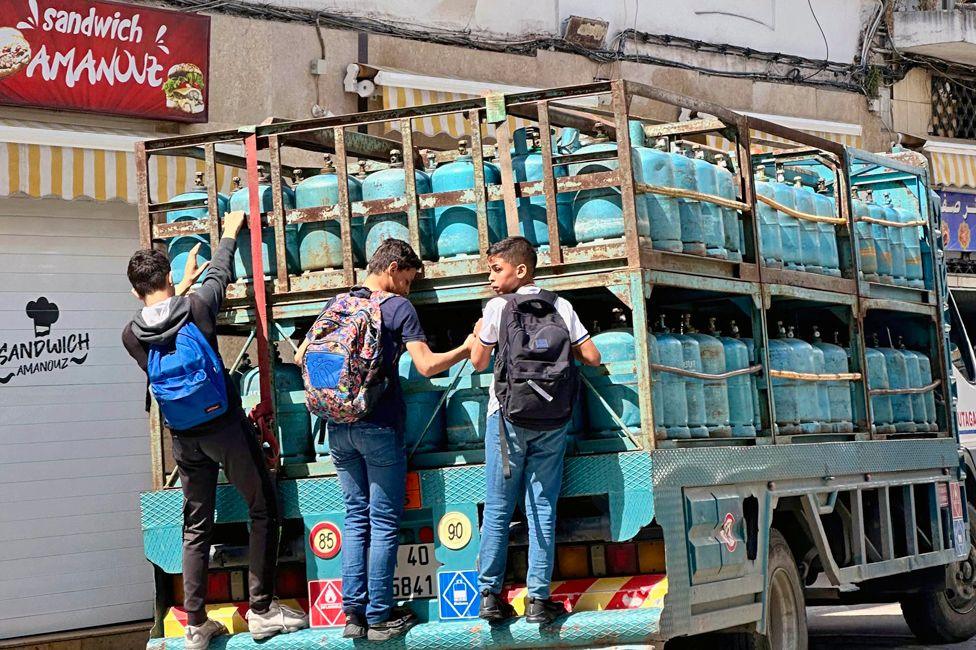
[892,67,933,137]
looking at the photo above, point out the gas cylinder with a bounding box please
[794,178,823,274]
[294,154,365,271]
[228,172,300,280]
[636,138,683,253]
[865,343,895,435]
[878,344,915,432]
[735,325,764,434]
[851,192,878,281]
[585,325,642,440]
[785,326,820,434]
[445,359,493,450]
[917,353,938,431]
[774,168,803,271]
[754,169,784,268]
[511,127,574,247]
[399,350,446,454]
[769,322,801,435]
[570,123,650,245]
[892,196,924,289]
[688,147,728,259]
[683,315,731,437]
[881,196,907,286]
[671,144,707,256]
[651,315,691,439]
[715,154,742,262]
[898,339,929,435]
[866,191,893,283]
[810,342,833,433]
[671,317,709,438]
[240,350,313,463]
[711,318,755,438]
[167,172,228,284]
[432,140,506,258]
[813,180,841,276]
[360,149,435,261]
[812,329,854,433]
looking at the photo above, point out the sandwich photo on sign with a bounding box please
[163,63,205,114]
[0,26,30,79]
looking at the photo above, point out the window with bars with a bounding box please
[931,75,976,139]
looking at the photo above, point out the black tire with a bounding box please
[900,504,976,645]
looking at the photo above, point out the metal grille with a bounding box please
[931,75,976,139]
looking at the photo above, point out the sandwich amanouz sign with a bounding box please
[0,0,210,122]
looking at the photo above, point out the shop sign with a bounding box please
[0,0,210,121]
[939,189,976,253]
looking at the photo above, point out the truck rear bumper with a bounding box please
[147,606,663,649]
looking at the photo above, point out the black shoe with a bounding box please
[525,598,565,625]
[342,611,367,639]
[478,590,517,623]
[366,606,417,642]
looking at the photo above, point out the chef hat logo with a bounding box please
[26,297,59,337]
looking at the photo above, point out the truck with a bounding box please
[136,79,975,649]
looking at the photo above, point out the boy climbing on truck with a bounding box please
[295,238,474,641]
[122,211,308,650]
[470,236,602,625]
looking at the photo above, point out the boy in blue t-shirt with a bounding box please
[296,238,472,641]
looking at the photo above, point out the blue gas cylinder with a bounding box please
[811,330,854,433]
[898,341,929,435]
[671,322,709,438]
[360,149,435,261]
[917,353,938,431]
[715,154,742,262]
[878,344,915,432]
[683,315,731,437]
[228,174,299,280]
[636,138,682,253]
[689,147,728,260]
[865,346,895,434]
[769,326,800,435]
[754,170,784,268]
[736,328,764,434]
[432,140,506,258]
[671,146,707,256]
[866,193,893,283]
[511,127,574,247]
[240,354,313,463]
[399,350,445,454]
[445,359,492,450]
[585,328,642,440]
[851,194,878,281]
[810,343,832,433]
[650,316,691,439]
[881,198,907,286]
[813,182,840,276]
[793,179,822,274]
[785,326,820,434]
[166,173,228,284]
[892,197,924,289]
[711,319,755,438]
[294,155,365,271]
[774,170,803,271]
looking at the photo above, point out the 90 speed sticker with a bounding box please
[309,521,342,559]
[437,511,472,550]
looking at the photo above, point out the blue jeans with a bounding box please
[328,421,406,624]
[478,411,569,599]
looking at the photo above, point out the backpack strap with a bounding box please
[511,288,558,310]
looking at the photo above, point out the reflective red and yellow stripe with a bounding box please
[501,574,667,615]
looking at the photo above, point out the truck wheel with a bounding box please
[763,528,808,650]
[900,504,976,644]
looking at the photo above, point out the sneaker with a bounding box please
[479,590,517,623]
[247,600,309,640]
[366,606,417,642]
[184,619,228,650]
[525,597,566,625]
[343,611,368,639]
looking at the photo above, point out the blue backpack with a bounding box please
[147,322,228,430]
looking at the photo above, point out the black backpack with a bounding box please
[494,289,578,430]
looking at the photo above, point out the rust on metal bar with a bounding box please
[283,128,425,168]
[164,144,248,173]
[148,197,208,214]
[506,102,616,138]
[205,144,221,247]
[552,149,623,167]
[400,119,422,255]
[333,127,356,286]
[153,219,210,238]
[644,118,727,139]
[142,128,243,152]
[268,135,290,292]
[537,101,562,265]
[625,79,743,127]
[136,142,152,248]
[611,80,641,267]
[468,109,490,264]
[494,120,520,237]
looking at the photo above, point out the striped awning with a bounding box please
[381,86,530,139]
[923,140,976,189]
[1,123,242,204]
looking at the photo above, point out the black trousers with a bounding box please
[171,414,279,626]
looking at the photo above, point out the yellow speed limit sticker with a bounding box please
[309,521,342,559]
[437,511,472,550]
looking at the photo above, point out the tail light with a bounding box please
[638,541,666,573]
[606,543,638,576]
[418,526,435,543]
[276,565,306,598]
[557,545,590,579]
[206,572,231,603]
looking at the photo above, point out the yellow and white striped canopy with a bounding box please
[381,87,529,139]
[705,129,862,154]
[924,143,976,189]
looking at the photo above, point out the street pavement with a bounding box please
[808,604,976,649]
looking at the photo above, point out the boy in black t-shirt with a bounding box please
[296,239,473,641]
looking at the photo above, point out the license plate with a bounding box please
[393,544,439,600]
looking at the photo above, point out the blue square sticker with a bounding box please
[437,570,480,620]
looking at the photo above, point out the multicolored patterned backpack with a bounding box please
[301,289,393,422]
